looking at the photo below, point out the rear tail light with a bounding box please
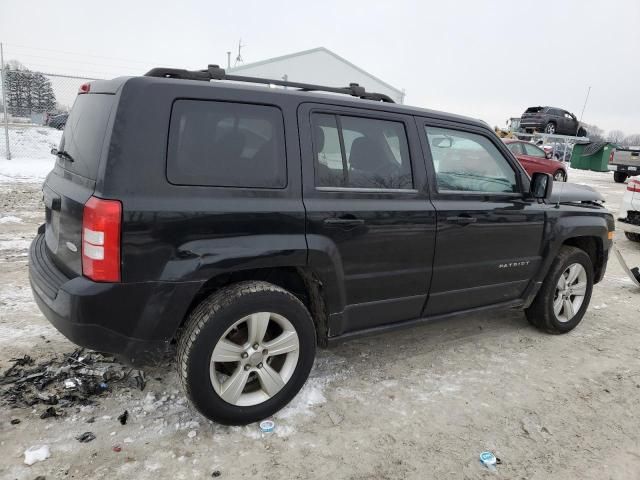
[82,196,122,282]
[78,83,91,94]
[628,180,640,193]
[609,150,615,163]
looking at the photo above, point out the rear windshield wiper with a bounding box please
[51,148,75,163]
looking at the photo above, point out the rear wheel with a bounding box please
[544,122,556,134]
[625,232,640,242]
[553,170,567,182]
[577,127,587,137]
[613,172,628,183]
[177,281,316,425]
[525,246,593,334]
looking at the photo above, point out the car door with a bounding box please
[299,103,436,335]
[521,142,553,175]
[418,121,545,316]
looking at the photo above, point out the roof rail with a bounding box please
[144,64,395,103]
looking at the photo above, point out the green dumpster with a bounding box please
[571,142,614,172]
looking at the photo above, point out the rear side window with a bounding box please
[311,113,413,189]
[58,94,114,179]
[167,100,286,188]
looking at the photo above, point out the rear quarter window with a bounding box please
[58,94,115,179]
[167,100,287,188]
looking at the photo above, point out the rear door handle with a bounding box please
[445,216,477,225]
[323,216,365,226]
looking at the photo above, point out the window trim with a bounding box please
[420,120,526,198]
[310,109,416,193]
[165,98,288,190]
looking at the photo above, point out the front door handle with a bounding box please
[323,216,365,226]
[445,216,477,225]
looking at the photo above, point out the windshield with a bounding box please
[58,94,115,179]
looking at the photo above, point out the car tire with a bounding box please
[177,281,316,425]
[625,232,640,242]
[525,246,593,334]
[577,127,587,137]
[613,172,628,183]
[553,170,567,182]
[544,122,556,134]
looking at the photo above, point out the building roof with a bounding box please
[228,47,403,98]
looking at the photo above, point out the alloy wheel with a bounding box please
[210,312,300,406]
[553,263,588,322]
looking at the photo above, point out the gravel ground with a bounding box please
[0,168,639,480]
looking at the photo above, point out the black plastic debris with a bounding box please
[212,471,221,478]
[10,418,21,425]
[118,410,129,426]
[40,407,63,419]
[76,431,96,443]
[0,348,146,416]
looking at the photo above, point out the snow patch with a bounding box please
[0,215,22,224]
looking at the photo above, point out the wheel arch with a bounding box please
[176,266,330,347]
[562,236,606,283]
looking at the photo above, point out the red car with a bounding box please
[503,139,568,182]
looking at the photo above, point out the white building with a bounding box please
[228,47,404,104]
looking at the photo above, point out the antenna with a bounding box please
[577,86,591,136]
[226,51,231,69]
[234,39,245,67]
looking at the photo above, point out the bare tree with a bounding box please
[582,123,605,142]
[607,130,626,144]
[623,134,640,147]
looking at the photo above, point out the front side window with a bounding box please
[425,127,518,194]
[523,143,546,158]
[167,100,286,188]
[311,113,413,189]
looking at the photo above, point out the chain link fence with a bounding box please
[0,66,102,160]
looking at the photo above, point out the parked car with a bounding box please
[503,139,568,181]
[608,147,640,183]
[30,66,614,425]
[618,178,640,242]
[520,106,587,137]
[46,113,68,130]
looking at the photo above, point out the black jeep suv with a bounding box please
[29,66,614,425]
[520,106,587,137]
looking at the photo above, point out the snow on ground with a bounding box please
[0,126,60,182]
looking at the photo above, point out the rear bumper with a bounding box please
[520,120,545,131]
[29,233,202,365]
[609,164,640,174]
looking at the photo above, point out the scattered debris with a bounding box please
[212,471,221,477]
[0,349,146,416]
[187,430,197,439]
[112,445,122,453]
[10,418,21,425]
[259,420,275,433]
[86,416,95,424]
[123,437,133,444]
[40,407,63,419]
[76,432,96,443]
[24,445,50,466]
[479,451,500,470]
[34,476,46,480]
[118,410,129,425]
[327,411,344,426]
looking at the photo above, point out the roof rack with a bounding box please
[144,64,395,103]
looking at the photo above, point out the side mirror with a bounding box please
[530,172,553,201]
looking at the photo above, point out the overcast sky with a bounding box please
[2,0,639,133]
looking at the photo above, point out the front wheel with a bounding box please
[177,281,316,425]
[553,169,567,182]
[525,246,593,334]
[613,172,628,183]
